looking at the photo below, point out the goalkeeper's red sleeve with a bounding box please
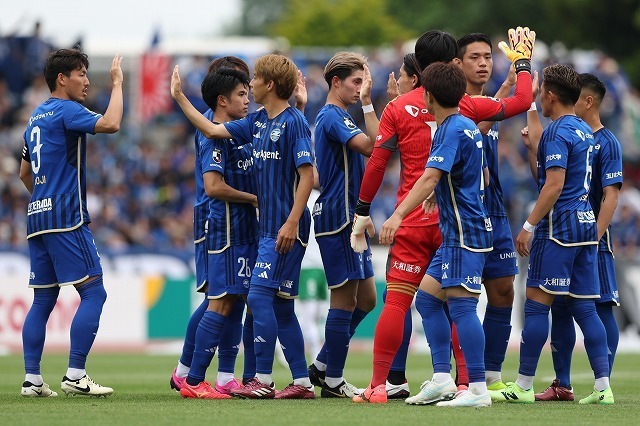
[358,146,394,204]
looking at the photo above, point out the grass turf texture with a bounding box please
[1,351,639,425]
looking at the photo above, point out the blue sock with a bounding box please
[187,310,226,385]
[448,297,485,384]
[384,287,411,374]
[323,308,352,379]
[519,299,550,378]
[567,298,609,379]
[242,312,256,379]
[23,286,59,374]
[217,298,245,374]
[316,306,369,366]
[415,290,451,374]
[247,285,278,375]
[179,298,208,368]
[69,278,107,369]
[274,296,308,380]
[483,305,512,372]
[550,297,575,388]
[596,303,619,375]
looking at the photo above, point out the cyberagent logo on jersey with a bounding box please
[253,149,281,161]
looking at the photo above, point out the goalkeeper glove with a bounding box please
[350,214,375,253]
[499,26,536,73]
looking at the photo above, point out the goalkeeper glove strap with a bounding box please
[515,58,531,74]
[355,199,371,216]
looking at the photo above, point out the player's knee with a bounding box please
[355,293,376,312]
[486,278,514,307]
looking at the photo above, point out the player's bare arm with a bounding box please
[94,54,123,134]
[597,185,620,240]
[276,163,313,254]
[19,159,33,194]
[204,172,258,207]
[360,64,379,144]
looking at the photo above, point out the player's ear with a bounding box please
[218,95,228,107]
[452,57,462,67]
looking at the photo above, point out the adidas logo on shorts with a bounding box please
[254,336,267,343]
[258,271,269,279]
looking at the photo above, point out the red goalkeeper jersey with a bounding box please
[358,70,531,227]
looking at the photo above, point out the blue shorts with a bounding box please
[483,216,518,279]
[316,226,374,288]
[207,243,257,299]
[195,240,207,292]
[28,224,103,287]
[251,237,306,298]
[527,239,598,298]
[426,246,487,293]
[597,250,619,305]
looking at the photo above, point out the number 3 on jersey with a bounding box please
[30,126,43,174]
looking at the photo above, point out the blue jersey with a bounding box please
[483,123,508,218]
[534,115,597,246]
[201,118,258,251]
[313,104,365,235]
[225,107,313,242]
[589,127,623,253]
[193,110,213,245]
[22,98,101,238]
[426,114,492,251]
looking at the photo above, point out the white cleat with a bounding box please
[436,389,492,407]
[405,379,457,405]
[386,380,410,399]
[61,375,113,397]
[21,381,58,397]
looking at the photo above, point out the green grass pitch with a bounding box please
[1,350,639,425]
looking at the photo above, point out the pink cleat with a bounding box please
[170,369,186,392]
[352,384,387,404]
[215,378,242,395]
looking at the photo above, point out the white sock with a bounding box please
[25,374,43,386]
[515,374,534,391]
[176,362,190,378]
[217,372,234,386]
[65,368,86,380]
[293,377,312,388]
[313,360,327,371]
[594,377,610,392]
[469,381,488,395]
[432,373,453,384]
[485,370,502,385]
[256,373,273,386]
[325,376,343,388]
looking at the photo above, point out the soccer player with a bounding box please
[534,73,623,402]
[351,28,533,404]
[308,52,376,398]
[376,61,493,407]
[171,53,315,399]
[175,68,257,400]
[18,48,123,397]
[170,56,252,396]
[490,64,613,405]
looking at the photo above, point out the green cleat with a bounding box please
[488,382,534,403]
[487,380,507,391]
[578,387,614,405]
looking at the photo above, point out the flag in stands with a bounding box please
[137,31,172,122]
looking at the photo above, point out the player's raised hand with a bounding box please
[387,71,399,100]
[498,26,535,64]
[170,65,183,100]
[532,70,540,99]
[360,64,373,105]
[379,213,401,246]
[110,54,123,85]
[294,70,307,110]
[350,214,375,253]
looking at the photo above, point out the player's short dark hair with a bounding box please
[201,68,250,112]
[421,62,466,108]
[402,53,422,88]
[456,33,492,60]
[208,56,250,78]
[542,64,581,106]
[44,48,89,92]
[323,51,367,88]
[579,72,606,103]
[254,54,298,100]
[414,30,457,71]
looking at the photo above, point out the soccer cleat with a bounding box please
[180,380,232,399]
[386,380,410,399]
[405,380,457,405]
[486,380,506,391]
[321,380,362,398]
[436,389,492,407]
[352,384,387,404]
[275,383,316,399]
[488,382,534,403]
[578,387,614,405]
[308,363,325,386]
[61,375,113,397]
[215,378,242,395]
[534,379,574,401]
[21,381,58,397]
[230,378,275,399]
[170,368,186,392]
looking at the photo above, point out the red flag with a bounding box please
[137,50,172,122]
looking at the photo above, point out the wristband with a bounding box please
[514,58,531,74]
[362,104,374,114]
[528,102,537,111]
[523,220,535,233]
[355,199,371,216]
